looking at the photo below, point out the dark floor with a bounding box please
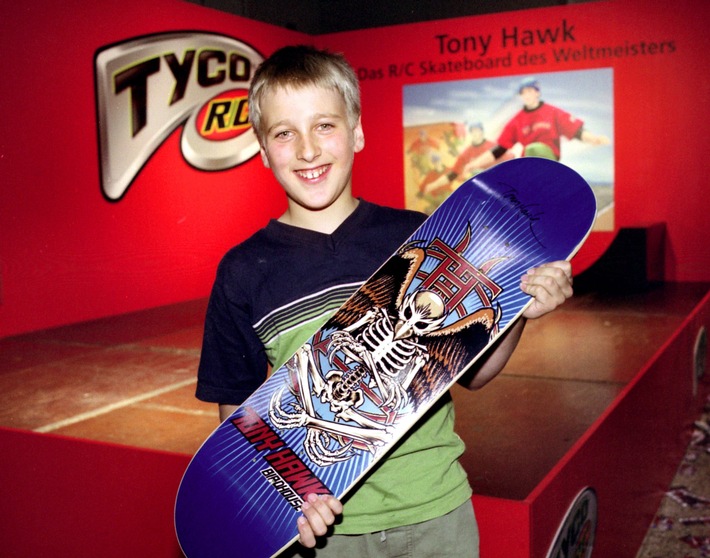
[1,284,709,555]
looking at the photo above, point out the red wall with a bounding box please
[1,0,708,337]
[1,0,300,337]
[0,427,189,557]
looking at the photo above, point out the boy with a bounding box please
[196,45,574,557]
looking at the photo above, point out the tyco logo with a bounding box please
[95,32,263,201]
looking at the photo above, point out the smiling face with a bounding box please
[258,84,365,230]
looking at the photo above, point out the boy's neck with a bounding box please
[278,196,360,234]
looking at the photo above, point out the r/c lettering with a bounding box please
[113,49,252,137]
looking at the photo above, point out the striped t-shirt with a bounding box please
[196,200,472,535]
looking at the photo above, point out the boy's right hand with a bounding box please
[297,494,343,548]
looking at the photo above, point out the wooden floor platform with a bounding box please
[1,282,708,557]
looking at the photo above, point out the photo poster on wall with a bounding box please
[402,68,614,232]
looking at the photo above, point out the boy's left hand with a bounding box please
[520,261,573,320]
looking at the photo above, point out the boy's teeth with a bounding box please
[298,166,326,179]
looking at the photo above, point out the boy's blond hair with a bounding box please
[248,45,361,144]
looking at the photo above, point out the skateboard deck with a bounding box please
[175,158,597,558]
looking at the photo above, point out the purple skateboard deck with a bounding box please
[175,158,597,557]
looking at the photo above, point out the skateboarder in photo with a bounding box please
[418,122,514,200]
[464,77,610,173]
[195,46,574,557]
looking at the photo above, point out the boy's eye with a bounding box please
[317,122,335,132]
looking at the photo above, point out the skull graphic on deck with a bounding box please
[395,290,447,340]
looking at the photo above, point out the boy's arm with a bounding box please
[219,404,238,422]
[463,260,573,390]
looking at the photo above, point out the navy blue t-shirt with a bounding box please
[196,200,426,405]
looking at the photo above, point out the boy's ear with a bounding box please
[353,117,365,153]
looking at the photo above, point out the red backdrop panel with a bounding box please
[1,0,707,337]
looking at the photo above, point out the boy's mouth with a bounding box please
[295,165,329,180]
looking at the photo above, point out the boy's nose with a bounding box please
[297,133,321,161]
